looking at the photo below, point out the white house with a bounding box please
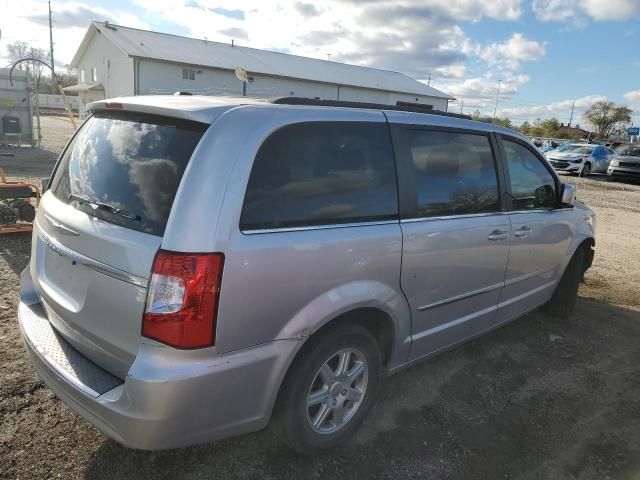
[66,22,453,114]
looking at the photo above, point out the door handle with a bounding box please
[513,226,532,238]
[488,230,509,241]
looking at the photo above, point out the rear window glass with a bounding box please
[240,122,398,230]
[50,111,207,236]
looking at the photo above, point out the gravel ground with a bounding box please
[1,123,640,479]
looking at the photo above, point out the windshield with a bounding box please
[616,145,640,157]
[558,145,593,155]
[554,144,573,152]
[50,111,207,236]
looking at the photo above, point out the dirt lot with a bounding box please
[1,122,640,479]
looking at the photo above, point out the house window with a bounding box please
[182,67,195,80]
[80,69,85,82]
[91,67,98,82]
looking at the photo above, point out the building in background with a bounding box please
[557,123,592,140]
[65,22,453,114]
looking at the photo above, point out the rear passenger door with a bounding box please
[390,125,511,360]
[496,136,573,323]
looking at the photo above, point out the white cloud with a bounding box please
[623,90,640,106]
[582,0,640,20]
[497,94,609,122]
[445,74,530,101]
[475,33,546,71]
[0,1,148,68]
[130,0,527,80]
[532,0,581,21]
[533,0,640,23]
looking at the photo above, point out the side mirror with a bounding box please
[560,182,576,207]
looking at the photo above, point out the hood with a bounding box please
[616,155,640,163]
[547,152,585,160]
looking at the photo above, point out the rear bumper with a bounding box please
[18,268,301,450]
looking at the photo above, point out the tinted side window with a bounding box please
[240,122,398,230]
[502,139,556,210]
[406,130,500,217]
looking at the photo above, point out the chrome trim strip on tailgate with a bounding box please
[44,214,80,236]
[37,227,149,288]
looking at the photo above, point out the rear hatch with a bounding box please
[31,109,207,377]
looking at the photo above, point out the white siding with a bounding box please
[37,94,80,110]
[76,29,134,99]
[137,60,449,110]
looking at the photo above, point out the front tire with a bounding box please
[276,323,382,455]
[544,246,585,318]
[580,162,592,177]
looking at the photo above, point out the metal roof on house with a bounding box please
[71,22,453,100]
[63,82,103,92]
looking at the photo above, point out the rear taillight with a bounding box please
[142,250,224,349]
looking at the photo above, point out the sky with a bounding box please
[1,0,639,126]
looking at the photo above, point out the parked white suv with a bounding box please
[18,96,595,454]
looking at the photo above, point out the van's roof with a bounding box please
[87,95,523,138]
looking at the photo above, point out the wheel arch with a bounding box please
[558,234,595,282]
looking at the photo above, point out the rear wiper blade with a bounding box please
[69,193,141,221]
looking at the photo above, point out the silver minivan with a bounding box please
[18,96,595,454]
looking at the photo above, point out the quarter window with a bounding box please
[406,130,500,217]
[502,139,557,210]
[240,122,398,230]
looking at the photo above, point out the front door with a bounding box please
[497,137,574,322]
[392,126,511,360]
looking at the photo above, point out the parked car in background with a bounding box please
[538,140,561,154]
[614,143,629,154]
[18,96,596,455]
[546,143,616,176]
[608,143,640,181]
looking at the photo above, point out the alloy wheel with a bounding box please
[306,348,369,434]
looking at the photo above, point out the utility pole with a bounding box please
[48,1,56,94]
[493,79,502,122]
[568,101,575,128]
[427,73,431,86]
[460,100,464,114]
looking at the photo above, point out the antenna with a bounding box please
[234,67,248,82]
[235,67,248,96]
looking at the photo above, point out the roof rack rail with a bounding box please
[269,97,471,120]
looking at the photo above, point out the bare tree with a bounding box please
[28,47,49,83]
[583,101,632,139]
[6,41,30,69]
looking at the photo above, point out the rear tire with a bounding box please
[276,322,381,455]
[544,246,585,318]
